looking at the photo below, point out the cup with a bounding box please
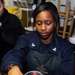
[24,71,43,75]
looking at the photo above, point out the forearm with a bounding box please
[8,66,23,75]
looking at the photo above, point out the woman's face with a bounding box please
[0,1,4,16]
[35,10,56,40]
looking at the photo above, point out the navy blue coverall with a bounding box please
[1,32,74,75]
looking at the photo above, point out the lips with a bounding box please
[40,32,47,37]
[41,33,46,36]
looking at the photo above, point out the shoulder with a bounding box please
[55,34,73,52]
[55,34,71,45]
[8,13,21,26]
[56,35,74,59]
[8,13,19,20]
[25,31,39,39]
[5,8,18,19]
[19,31,39,41]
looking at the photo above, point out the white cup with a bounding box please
[24,71,43,75]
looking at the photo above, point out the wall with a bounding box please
[4,0,15,7]
[69,0,75,10]
[69,0,75,36]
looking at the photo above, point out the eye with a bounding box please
[36,21,42,25]
[45,21,52,25]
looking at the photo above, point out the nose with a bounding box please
[41,23,46,31]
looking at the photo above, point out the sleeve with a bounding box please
[56,42,74,75]
[13,16,25,36]
[1,35,29,72]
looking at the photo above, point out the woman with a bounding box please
[0,0,25,65]
[1,2,74,75]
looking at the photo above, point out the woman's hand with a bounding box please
[8,66,23,75]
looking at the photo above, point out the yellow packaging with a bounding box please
[6,7,19,14]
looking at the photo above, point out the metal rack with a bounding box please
[13,0,34,27]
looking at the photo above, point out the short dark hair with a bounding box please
[33,2,60,26]
[0,0,4,3]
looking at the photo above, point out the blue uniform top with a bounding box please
[1,32,74,75]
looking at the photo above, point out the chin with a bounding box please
[41,36,49,40]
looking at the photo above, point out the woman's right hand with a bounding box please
[8,66,23,75]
